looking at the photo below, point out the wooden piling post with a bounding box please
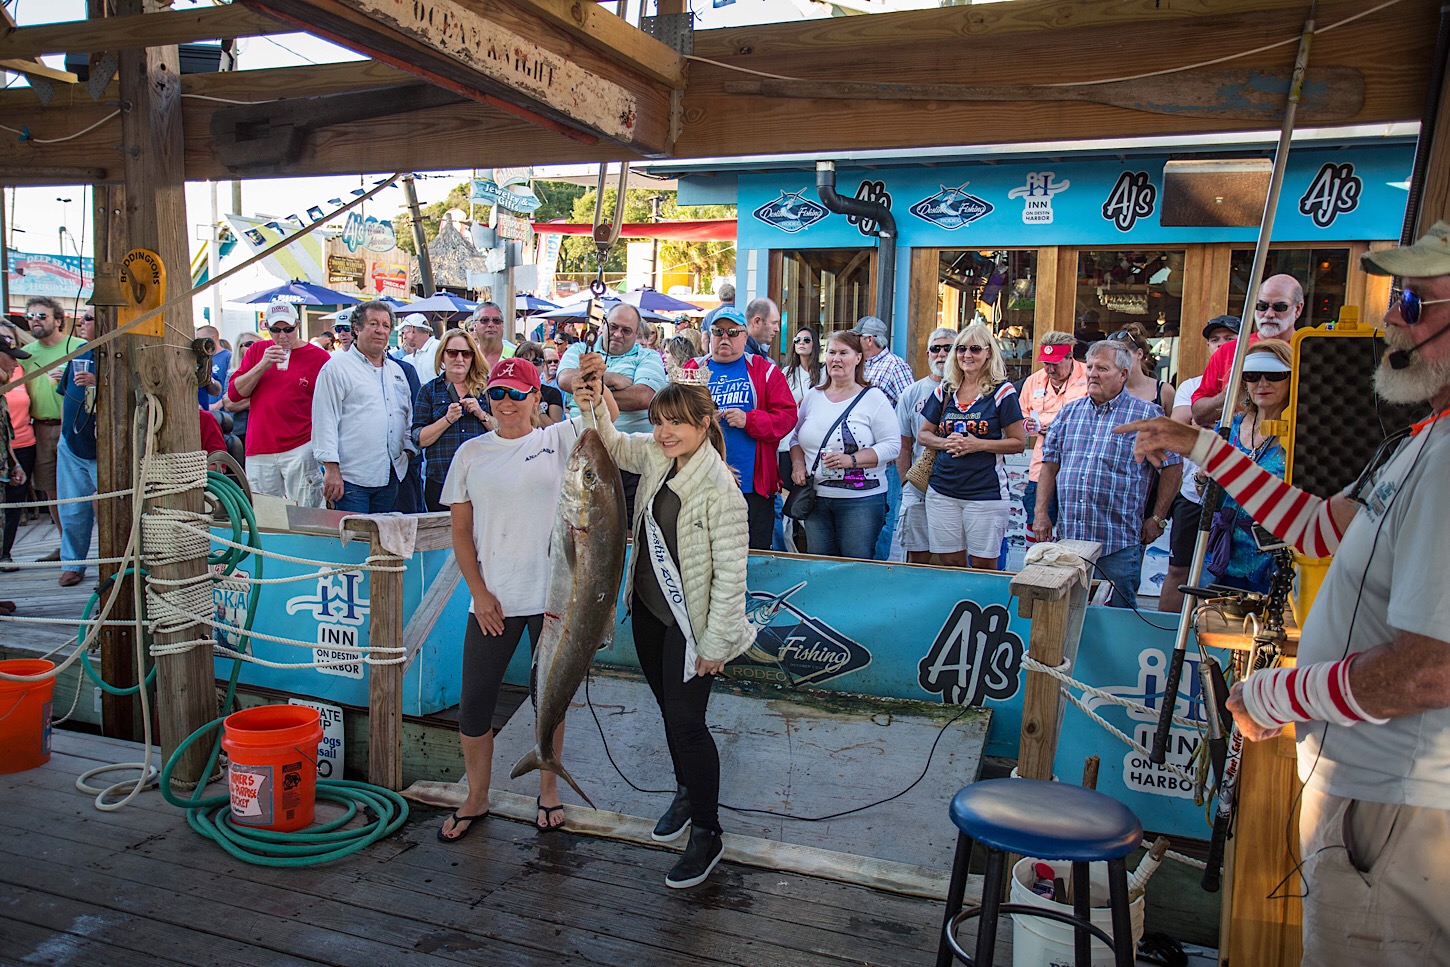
[344,519,404,791]
[1010,540,1100,781]
[118,0,211,781]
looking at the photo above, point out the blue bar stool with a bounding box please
[935,777,1143,967]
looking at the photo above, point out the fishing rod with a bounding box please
[1149,2,1318,764]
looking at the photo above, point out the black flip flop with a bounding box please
[536,798,566,832]
[437,810,488,843]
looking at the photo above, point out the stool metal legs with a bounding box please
[937,833,975,967]
[1106,857,1133,967]
[1072,861,1093,966]
[973,849,1007,966]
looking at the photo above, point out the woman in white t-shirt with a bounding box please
[436,357,583,842]
[789,331,901,560]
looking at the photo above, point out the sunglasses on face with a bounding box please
[268,325,297,334]
[486,386,532,401]
[82,314,94,322]
[444,348,474,359]
[475,316,504,325]
[333,324,351,333]
[711,327,745,339]
[1242,371,1290,383]
[793,335,813,344]
[955,344,988,355]
[25,312,50,321]
[927,345,952,355]
[1255,300,1294,314]
[1396,288,1450,325]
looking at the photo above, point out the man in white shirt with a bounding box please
[313,300,416,513]
[398,313,441,381]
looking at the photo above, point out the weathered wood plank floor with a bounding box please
[0,519,96,656]
[1,730,964,967]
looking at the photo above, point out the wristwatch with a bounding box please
[1150,515,1168,527]
[850,453,859,468]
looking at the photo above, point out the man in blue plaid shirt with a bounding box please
[1034,340,1181,608]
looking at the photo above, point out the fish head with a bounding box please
[560,429,627,534]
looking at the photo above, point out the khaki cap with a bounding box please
[1361,221,1450,277]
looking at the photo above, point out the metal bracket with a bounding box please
[87,52,119,102]
[641,13,695,55]
[29,76,55,106]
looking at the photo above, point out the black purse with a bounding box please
[781,389,873,521]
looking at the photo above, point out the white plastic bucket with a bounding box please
[1009,857,1144,967]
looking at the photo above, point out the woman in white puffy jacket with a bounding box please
[573,353,754,891]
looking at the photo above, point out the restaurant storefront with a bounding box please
[720,143,1412,383]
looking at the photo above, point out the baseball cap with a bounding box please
[265,301,299,326]
[0,332,31,359]
[400,312,432,331]
[706,306,747,330]
[1202,314,1241,339]
[851,315,889,341]
[486,357,540,393]
[1243,352,1291,374]
[1037,343,1072,364]
[333,308,353,328]
[1361,220,1450,277]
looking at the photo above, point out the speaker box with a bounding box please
[1287,326,1424,498]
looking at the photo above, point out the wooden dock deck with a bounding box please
[1,730,962,967]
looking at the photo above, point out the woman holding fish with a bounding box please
[573,352,756,889]
[436,356,584,840]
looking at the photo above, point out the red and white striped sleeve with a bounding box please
[1188,431,1346,558]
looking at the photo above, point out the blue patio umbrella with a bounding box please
[236,279,362,306]
[619,287,702,313]
[537,296,674,325]
[406,292,480,315]
[516,293,560,313]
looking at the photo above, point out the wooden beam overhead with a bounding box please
[0,58,78,85]
[486,0,686,89]
[240,0,677,154]
[0,5,289,61]
[0,0,1439,184]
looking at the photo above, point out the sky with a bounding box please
[3,0,900,260]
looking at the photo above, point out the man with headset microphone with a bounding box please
[1117,222,1450,965]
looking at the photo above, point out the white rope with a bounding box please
[0,615,146,628]
[177,522,407,572]
[207,613,404,657]
[0,487,134,508]
[1021,655,1200,786]
[212,644,405,669]
[1167,850,1208,870]
[0,556,131,568]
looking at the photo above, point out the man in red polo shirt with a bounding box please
[1190,273,1304,424]
[226,301,330,506]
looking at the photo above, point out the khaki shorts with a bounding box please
[1300,784,1450,965]
[30,421,61,493]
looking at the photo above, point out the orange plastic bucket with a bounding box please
[0,659,55,774]
[221,704,323,832]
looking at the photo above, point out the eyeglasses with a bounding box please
[267,324,297,334]
[1242,371,1290,383]
[1396,288,1450,325]
[24,312,50,321]
[955,344,988,355]
[333,325,351,333]
[475,315,504,324]
[1108,330,1139,344]
[793,335,814,344]
[927,345,952,355]
[444,349,474,359]
[711,327,745,339]
[82,314,94,322]
[1254,300,1295,314]
[486,386,532,401]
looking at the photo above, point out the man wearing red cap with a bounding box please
[1018,332,1087,535]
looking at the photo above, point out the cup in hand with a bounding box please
[73,359,93,376]
[276,348,291,372]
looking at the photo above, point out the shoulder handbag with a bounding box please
[782,388,873,521]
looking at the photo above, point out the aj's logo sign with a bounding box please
[909,183,994,231]
[1102,171,1156,233]
[1298,162,1361,229]
[732,582,871,686]
[918,601,1024,705]
[848,180,893,236]
[752,190,830,234]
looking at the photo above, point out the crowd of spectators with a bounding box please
[2,275,1304,606]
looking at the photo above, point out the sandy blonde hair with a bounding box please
[944,324,1007,398]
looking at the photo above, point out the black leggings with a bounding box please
[458,614,543,738]
[424,478,448,513]
[2,444,36,558]
[631,596,721,833]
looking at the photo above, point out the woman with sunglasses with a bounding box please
[438,357,590,842]
[412,328,494,512]
[1109,324,1176,416]
[1204,339,1294,592]
[781,327,822,401]
[789,331,901,561]
[571,354,754,889]
[916,324,1026,570]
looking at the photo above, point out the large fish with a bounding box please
[509,428,627,806]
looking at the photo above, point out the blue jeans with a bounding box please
[1022,480,1059,532]
[336,472,401,514]
[57,437,98,577]
[1097,543,1144,610]
[874,465,902,560]
[804,493,887,561]
[771,492,787,552]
